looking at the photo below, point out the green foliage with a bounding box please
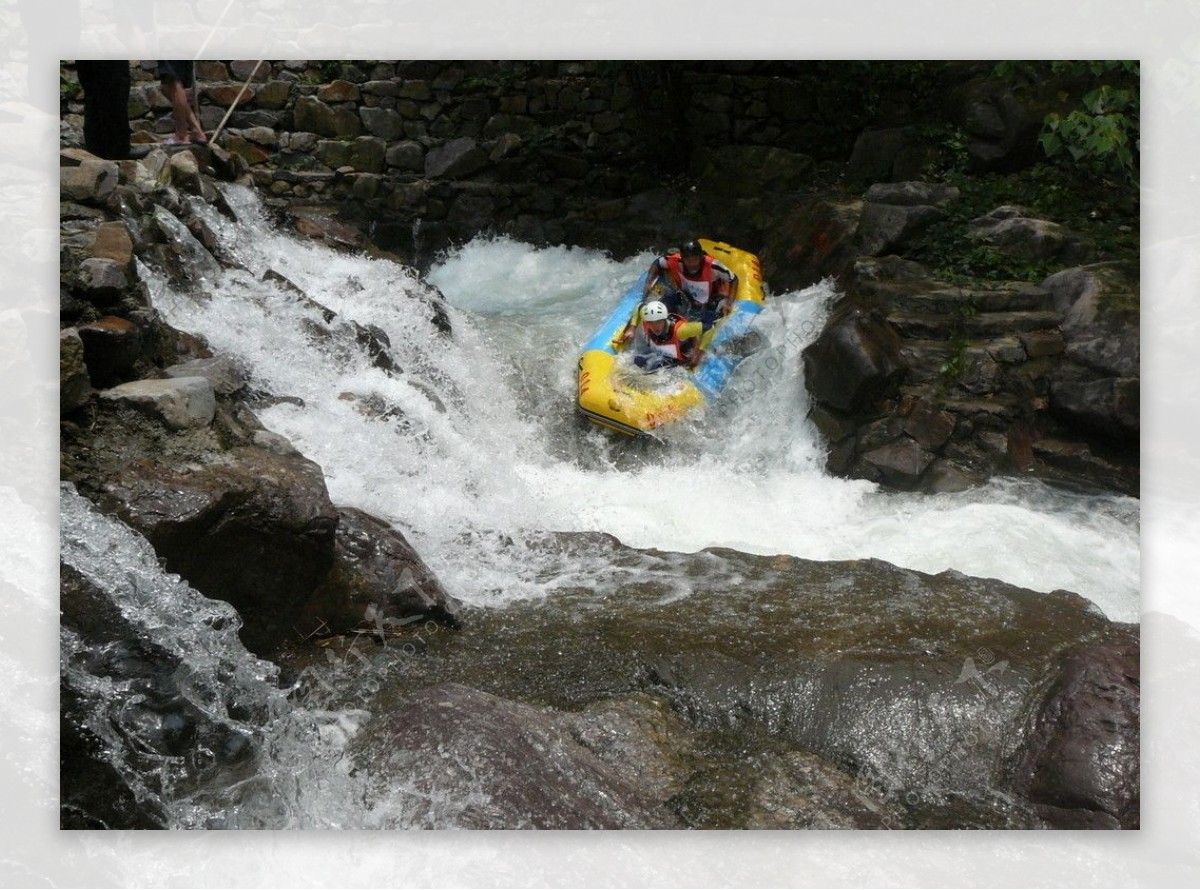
[916,122,971,176]
[939,333,971,381]
[936,243,1057,286]
[61,71,81,99]
[992,60,1139,184]
[1041,83,1138,183]
[906,162,1137,287]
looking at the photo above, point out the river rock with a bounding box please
[857,181,956,256]
[164,354,247,396]
[1040,262,1139,444]
[61,159,119,203]
[969,208,1095,265]
[1014,632,1139,828]
[361,683,680,828]
[864,181,961,207]
[857,202,945,256]
[77,316,143,385]
[1041,262,1139,377]
[860,437,936,487]
[151,205,225,287]
[762,198,863,291]
[88,220,135,266]
[296,507,462,638]
[383,542,1136,827]
[802,306,906,413]
[1049,374,1139,442]
[78,417,340,654]
[100,377,217,430]
[741,751,905,829]
[60,564,171,829]
[60,328,92,414]
[78,257,129,299]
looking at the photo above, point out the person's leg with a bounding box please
[159,60,204,143]
[160,78,190,141]
[76,61,132,159]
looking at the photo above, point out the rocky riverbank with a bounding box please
[58,62,1139,830]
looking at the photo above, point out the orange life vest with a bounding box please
[664,253,726,306]
[643,316,693,362]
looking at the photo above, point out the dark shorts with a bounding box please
[157,60,195,88]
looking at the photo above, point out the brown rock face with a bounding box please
[296,507,462,638]
[802,306,906,413]
[98,445,339,654]
[361,684,679,828]
[1014,632,1140,828]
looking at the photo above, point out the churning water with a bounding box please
[146,185,1137,622]
[62,183,1141,831]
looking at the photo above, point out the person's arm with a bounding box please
[643,257,664,297]
[714,263,738,315]
[679,321,706,367]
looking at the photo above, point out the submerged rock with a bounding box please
[362,683,681,828]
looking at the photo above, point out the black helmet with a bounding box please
[681,239,704,258]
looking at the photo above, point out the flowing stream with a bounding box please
[63,184,1140,828]
[150,186,1139,621]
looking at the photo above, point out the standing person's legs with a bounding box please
[157,60,204,142]
[75,61,132,159]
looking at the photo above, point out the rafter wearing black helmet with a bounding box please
[642,239,738,330]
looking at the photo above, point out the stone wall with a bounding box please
[61,61,841,261]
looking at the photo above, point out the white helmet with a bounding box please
[642,300,669,323]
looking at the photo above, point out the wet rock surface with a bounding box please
[359,684,682,828]
[795,225,1138,495]
[321,538,1137,829]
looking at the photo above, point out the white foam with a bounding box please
[150,189,1139,623]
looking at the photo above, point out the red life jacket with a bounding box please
[643,315,693,362]
[664,253,723,306]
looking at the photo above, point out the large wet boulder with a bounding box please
[761,198,863,291]
[62,394,340,655]
[60,328,92,415]
[99,376,217,431]
[389,539,1138,828]
[802,305,906,413]
[1013,633,1140,828]
[360,683,682,828]
[1042,262,1140,444]
[97,442,338,655]
[295,507,462,638]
